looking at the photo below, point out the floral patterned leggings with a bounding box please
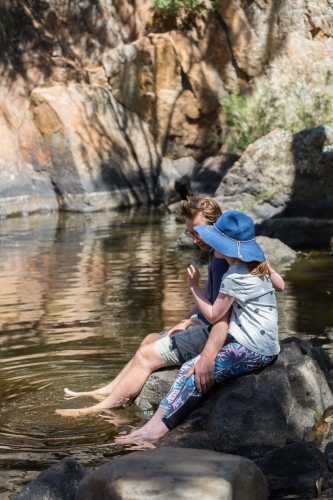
[161,335,277,430]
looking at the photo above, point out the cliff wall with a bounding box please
[0,0,332,216]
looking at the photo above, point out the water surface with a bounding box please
[0,209,332,497]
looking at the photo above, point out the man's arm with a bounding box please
[186,310,231,392]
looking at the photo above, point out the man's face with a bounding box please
[185,213,211,251]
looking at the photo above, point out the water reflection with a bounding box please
[0,209,332,498]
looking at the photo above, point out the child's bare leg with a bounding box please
[63,333,161,399]
[115,407,166,440]
[115,408,169,443]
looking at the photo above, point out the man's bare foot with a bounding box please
[55,395,132,417]
[64,388,108,400]
[55,407,104,417]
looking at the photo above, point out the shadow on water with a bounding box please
[0,208,332,497]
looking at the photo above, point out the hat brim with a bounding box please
[195,225,266,263]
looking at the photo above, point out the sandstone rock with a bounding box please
[0,88,58,217]
[75,447,268,500]
[255,32,333,115]
[14,457,87,500]
[255,236,297,267]
[103,30,224,157]
[214,125,333,245]
[215,127,295,216]
[30,82,161,211]
[2,0,333,220]
[215,0,270,77]
[199,13,238,93]
[158,338,333,455]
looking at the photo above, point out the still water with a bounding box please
[0,208,332,498]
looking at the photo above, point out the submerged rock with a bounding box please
[75,447,268,500]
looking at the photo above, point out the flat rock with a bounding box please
[74,447,268,500]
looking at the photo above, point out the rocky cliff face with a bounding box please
[0,0,333,218]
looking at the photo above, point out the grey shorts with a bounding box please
[156,324,210,365]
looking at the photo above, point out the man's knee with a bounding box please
[140,332,160,347]
[134,343,165,370]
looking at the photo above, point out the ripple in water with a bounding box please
[0,209,332,497]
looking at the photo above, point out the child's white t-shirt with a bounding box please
[220,261,280,356]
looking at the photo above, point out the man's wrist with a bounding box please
[200,352,216,362]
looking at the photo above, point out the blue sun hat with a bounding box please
[195,210,266,262]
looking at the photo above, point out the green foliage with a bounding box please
[151,0,205,16]
[222,91,282,153]
[149,0,207,32]
[222,82,333,154]
[238,190,276,213]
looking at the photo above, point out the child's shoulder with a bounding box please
[226,261,248,277]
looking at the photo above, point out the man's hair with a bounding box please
[179,196,222,224]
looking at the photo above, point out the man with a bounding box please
[56,196,229,416]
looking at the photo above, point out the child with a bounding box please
[116,211,284,443]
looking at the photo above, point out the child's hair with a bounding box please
[248,261,269,277]
[179,196,222,224]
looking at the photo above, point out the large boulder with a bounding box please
[0,84,160,213]
[157,338,333,455]
[75,447,268,500]
[255,442,326,499]
[135,367,179,410]
[255,236,297,268]
[214,126,333,247]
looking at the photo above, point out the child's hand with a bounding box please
[187,264,201,288]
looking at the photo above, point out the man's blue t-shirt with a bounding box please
[197,251,229,326]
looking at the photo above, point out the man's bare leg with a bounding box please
[63,333,161,399]
[56,341,168,416]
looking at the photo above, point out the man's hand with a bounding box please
[185,355,215,393]
[165,319,193,337]
[187,264,201,288]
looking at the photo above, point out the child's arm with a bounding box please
[268,264,285,292]
[187,264,234,324]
